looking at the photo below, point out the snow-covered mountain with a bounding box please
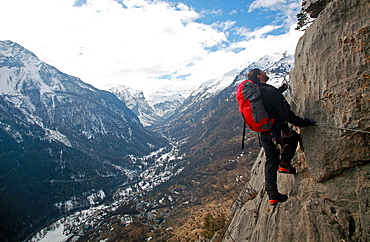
[104,85,185,126]
[105,84,162,126]
[146,88,185,119]
[0,40,185,241]
[190,68,242,100]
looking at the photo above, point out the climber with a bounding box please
[246,68,316,205]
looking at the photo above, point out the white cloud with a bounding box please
[121,0,148,8]
[230,24,302,57]
[235,25,282,39]
[212,20,236,32]
[247,0,301,33]
[0,0,302,97]
[248,0,287,11]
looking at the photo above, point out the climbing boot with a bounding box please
[269,194,288,206]
[278,164,296,174]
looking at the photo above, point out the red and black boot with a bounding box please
[269,193,288,205]
[278,163,296,174]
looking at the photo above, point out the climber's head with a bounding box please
[248,68,269,83]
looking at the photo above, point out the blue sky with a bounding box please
[0,0,304,97]
[171,0,281,28]
[75,0,298,41]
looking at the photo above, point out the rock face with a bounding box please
[292,0,369,182]
[223,0,370,241]
[223,150,370,241]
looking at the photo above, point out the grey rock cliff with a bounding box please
[291,0,369,182]
[223,0,370,241]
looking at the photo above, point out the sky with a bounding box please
[0,0,304,97]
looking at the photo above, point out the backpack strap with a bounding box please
[241,115,263,150]
[257,132,262,148]
[242,117,246,150]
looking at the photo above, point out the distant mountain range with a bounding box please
[0,40,294,241]
[104,85,184,126]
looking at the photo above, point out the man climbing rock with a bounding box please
[238,68,316,205]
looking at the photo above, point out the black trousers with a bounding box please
[260,126,299,199]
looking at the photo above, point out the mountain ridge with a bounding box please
[0,40,175,241]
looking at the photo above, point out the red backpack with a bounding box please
[236,80,275,132]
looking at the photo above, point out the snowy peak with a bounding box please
[107,84,147,111]
[190,68,242,100]
[0,41,96,97]
[0,40,38,63]
[146,88,185,106]
[104,84,185,126]
[104,84,162,127]
[146,88,185,119]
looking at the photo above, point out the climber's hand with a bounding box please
[301,118,316,127]
[279,83,288,93]
[307,118,316,124]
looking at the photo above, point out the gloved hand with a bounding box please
[279,83,288,93]
[307,118,316,124]
[301,118,316,127]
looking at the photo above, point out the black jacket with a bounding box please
[259,83,310,127]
